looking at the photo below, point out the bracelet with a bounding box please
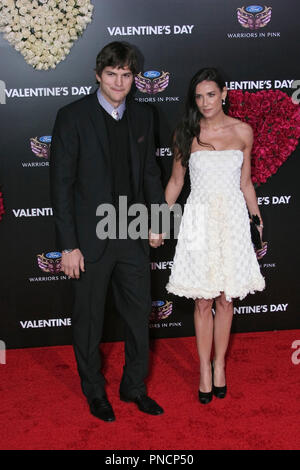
[62,249,74,254]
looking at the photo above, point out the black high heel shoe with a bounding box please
[198,363,213,404]
[212,362,227,399]
[198,389,213,404]
[213,384,227,399]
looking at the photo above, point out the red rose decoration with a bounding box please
[228,89,300,184]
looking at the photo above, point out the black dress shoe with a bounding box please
[120,393,164,415]
[89,397,115,422]
[198,390,213,404]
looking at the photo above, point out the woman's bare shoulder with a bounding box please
[226,117,253,141]
[237,121,253,143]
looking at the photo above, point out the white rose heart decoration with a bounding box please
[0,0,94,70]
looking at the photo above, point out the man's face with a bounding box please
[96,66,134,107]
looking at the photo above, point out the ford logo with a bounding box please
[152,300,164,307]
[143,70,161,79]
[45,251,61,259]
[245,5,264,13]
[39,136,52,143]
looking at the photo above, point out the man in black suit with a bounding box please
[50,42,166,422]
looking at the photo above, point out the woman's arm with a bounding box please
[239,123,263,236]
[165,154,187,206]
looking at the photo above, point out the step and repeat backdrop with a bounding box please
[0,0,299,348]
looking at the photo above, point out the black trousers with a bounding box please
[72,239,151,403]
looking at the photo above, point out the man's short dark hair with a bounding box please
[95,42,139,76]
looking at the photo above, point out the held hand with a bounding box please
[256,225,268,259]
[257,225,263,242]
[149,230,165,248]
[61,249,85,279]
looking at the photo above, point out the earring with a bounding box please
[222,99,226,106]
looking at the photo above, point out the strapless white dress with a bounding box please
[166,150,265,301]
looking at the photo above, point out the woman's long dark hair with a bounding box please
[173,67,228,167]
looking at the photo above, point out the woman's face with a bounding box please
[195,80,226,118]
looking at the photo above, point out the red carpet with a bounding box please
[0,330,299,450]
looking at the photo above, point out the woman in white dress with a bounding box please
[165,68,265,404]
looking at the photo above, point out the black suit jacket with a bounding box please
[50,91,166,262]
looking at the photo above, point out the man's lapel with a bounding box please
[126,101,140,197]
[88,92,112,174]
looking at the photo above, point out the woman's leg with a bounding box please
[194,298,214,392]
[213,292,234,387]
